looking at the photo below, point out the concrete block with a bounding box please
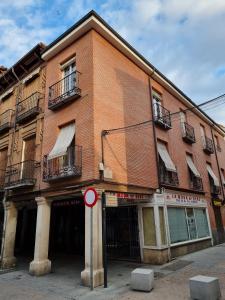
[131,268,154,292]
[189,275,221,300]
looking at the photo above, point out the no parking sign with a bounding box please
[84,188,98,207]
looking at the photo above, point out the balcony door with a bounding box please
[21,136,36,180]
[63,62,76,95]
[152,92,162,119]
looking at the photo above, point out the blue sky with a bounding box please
[1,0,225,124]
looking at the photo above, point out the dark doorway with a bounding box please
[49,199,85,257]
[213,205,225,244]
[106,206,140,261]
[15,207,37,257]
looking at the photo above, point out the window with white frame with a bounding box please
[61,58,76,95]
[167,207,210,244]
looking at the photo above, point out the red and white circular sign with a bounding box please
[84,188,98,207]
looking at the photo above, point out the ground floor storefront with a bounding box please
[0,186,225,288]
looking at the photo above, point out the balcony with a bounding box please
[159,163,179,186]
[182,122,196,144]
[43,145,82,182]
[203,136,214,154]
[4,160,38,189]
[16,92,42,124]
[0,110,14,134]
[48,71,81,110]
[190,176,203,191]
[210,185,221,196]
[0,169,5,191]
[153,103,172,129]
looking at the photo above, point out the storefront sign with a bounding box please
[165,192,206,207]
[106,192,150,207]
[52,199,83,207]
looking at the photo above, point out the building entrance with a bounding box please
[213,205,225,244]
[49,199,85,258]
[15,206,37,257]
[106,206,140,261]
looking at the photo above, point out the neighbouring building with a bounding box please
[0,11,225,287]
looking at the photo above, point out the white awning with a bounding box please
[157,142,176,172]
[48,123,75,159]
[186,155,200,177]
[207,164,220,187]
[22,67,40,84]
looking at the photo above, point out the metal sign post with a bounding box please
[102,192,108,288]
[84,188,98,291]
[90,206,93,291]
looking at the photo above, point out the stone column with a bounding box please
[1,201,18,269]
[29,197,51,276]
[81,199,104,287]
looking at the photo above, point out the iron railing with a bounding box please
[48,71,81,110]
[159,161,179,186]
[182,122,196,144]
[210,185,221,195]
[43,145,82,181]
[16,92,42,123]
[190,176,203,191]
[0,169,5,190]
[203,136,214,154]
[4,160,38,189]
[153,103,172,129]
[0,109,14,134]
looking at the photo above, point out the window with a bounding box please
[186,154,203,190]
[63,61,76,94]
[200,125,206,142]
[215,136,221,152]
[206,163,220,194]
[168,207,210,244]
[221,169,225,187]
[152,90,162,119]
[157,141,178,186]
[142,207,156,246]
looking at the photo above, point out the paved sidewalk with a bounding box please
[0,244,225,299]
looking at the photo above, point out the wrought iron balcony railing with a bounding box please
[203,136,214,154]
[210,185,221,195]
[182,122,196,144]
[48,71,81,110]
[190,176,203,191]
[0,169,5,190]
[0,109,14,134]
[4,160,39,189]
[159,163,179,186]
[16,92,42,124]
[43,145,82,181]
[153,103,172,129]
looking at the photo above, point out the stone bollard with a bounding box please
[131,268,154,292]
[189,275,221,300]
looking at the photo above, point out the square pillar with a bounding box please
[29,197,51,276]
[1,201,18,269]
[81,199,104,287]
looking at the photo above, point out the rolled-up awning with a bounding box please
[157,141,176,172]
[207,164,220,187]
[48,123,75,159]
[186,155,200,177]
[22,67,40,84]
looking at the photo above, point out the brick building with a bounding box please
[0,11,225,287]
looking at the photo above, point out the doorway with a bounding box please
[213,205,225,244]
[106,206,141,261]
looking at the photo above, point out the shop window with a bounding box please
[195,208,210,238]
[159,207,167,245]
[142,207,156,246]
[186,208,197,240]
[168,207,210,244]
[168,208,189,243]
